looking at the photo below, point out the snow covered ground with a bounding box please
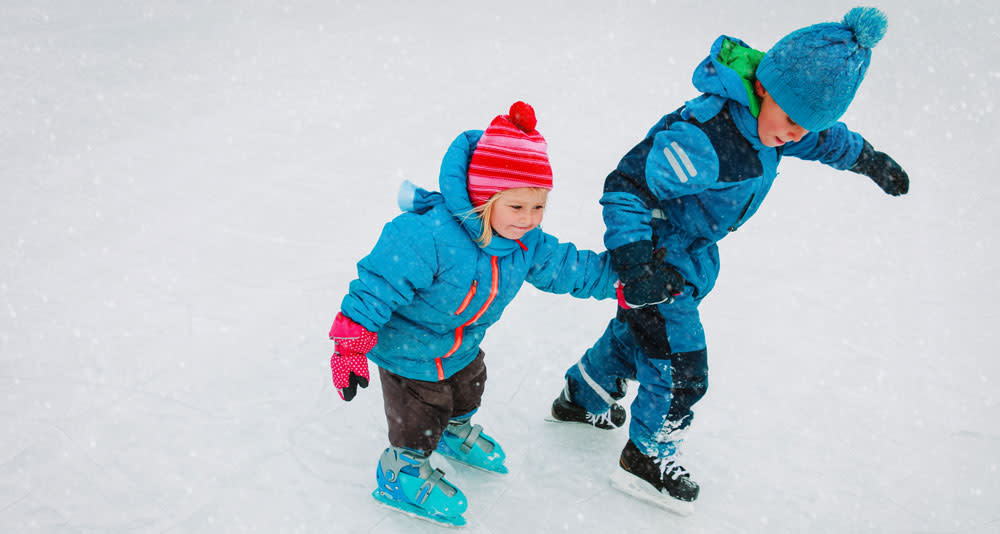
[2,1,998,532]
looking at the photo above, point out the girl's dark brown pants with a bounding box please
[378,351,487,453]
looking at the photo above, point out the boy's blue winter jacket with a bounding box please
[341,131,617,382]
[602,35,867,298]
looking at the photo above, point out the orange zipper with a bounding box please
[454,281,477,315]
[435,256,500,380]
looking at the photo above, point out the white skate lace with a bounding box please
[585,410,613,427]
[655,454,690,481]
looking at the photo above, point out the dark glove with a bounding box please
[610,240,685,308]
[329,312,377,401]
[849,140,909,196]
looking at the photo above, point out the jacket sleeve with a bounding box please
[602,121,718,250]
[782,121,865,170]
[339,214,438,332]
[525,232,617,300]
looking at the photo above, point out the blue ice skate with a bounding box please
[372,447,468,527]
[435,419,508,474]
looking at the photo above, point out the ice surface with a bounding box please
[2,1,998,532]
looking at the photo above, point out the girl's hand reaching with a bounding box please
[329,312,378,401]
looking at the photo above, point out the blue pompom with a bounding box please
[843,6,888,48]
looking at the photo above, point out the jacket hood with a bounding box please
[396,130,539,257]
[686,35,764,121]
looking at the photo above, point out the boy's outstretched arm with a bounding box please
[848,139,910,195]
[784,123,909,196]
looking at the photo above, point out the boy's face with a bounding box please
[489,188,548,240]
[755,81,809,147]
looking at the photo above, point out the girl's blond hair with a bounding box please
[465,187,548,247]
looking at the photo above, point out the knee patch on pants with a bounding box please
[664,348,709,423]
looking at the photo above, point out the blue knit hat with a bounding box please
[756,7,888,132]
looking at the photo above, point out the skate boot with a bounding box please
[609,439,699,516]
[372,447,468,527]
[435,418,508,474]
[549,383,626,429]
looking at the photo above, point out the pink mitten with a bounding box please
[329,312,377,401]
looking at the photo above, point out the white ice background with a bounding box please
[2,1,999,533]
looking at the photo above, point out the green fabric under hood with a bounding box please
[717,38,765,117]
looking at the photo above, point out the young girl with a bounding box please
[328,102,645,526]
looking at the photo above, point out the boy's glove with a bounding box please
[849,140,909,196]
[329,312,378,401]
[610,241,685,309]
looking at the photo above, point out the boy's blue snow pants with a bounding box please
[564,293,709,457]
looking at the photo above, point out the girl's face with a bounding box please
[755,80,809,147]
[489,188,548,240]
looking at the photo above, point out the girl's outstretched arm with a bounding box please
[525,232,617,300]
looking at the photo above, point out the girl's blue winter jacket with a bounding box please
[602,35,867,298]
[341,131,617,382]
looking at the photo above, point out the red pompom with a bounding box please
[508,101,537,133]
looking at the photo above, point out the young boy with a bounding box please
[549,7,909,514]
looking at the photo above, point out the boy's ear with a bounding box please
[754,79,767,97]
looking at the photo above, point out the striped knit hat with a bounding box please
[467,101,553,206]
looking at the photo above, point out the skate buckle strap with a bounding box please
[415,468,455,503]
[383,447,460,499]
[460,424,484,454]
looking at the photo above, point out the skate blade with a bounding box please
[544,415,620,430]
[371,489,467,528]
[437,455,509,474]
[434,451,509,475]
[609,468,695,516]
[544,415,578,424]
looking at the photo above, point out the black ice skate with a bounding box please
[609,439,699,516]
[549,384,626,429]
